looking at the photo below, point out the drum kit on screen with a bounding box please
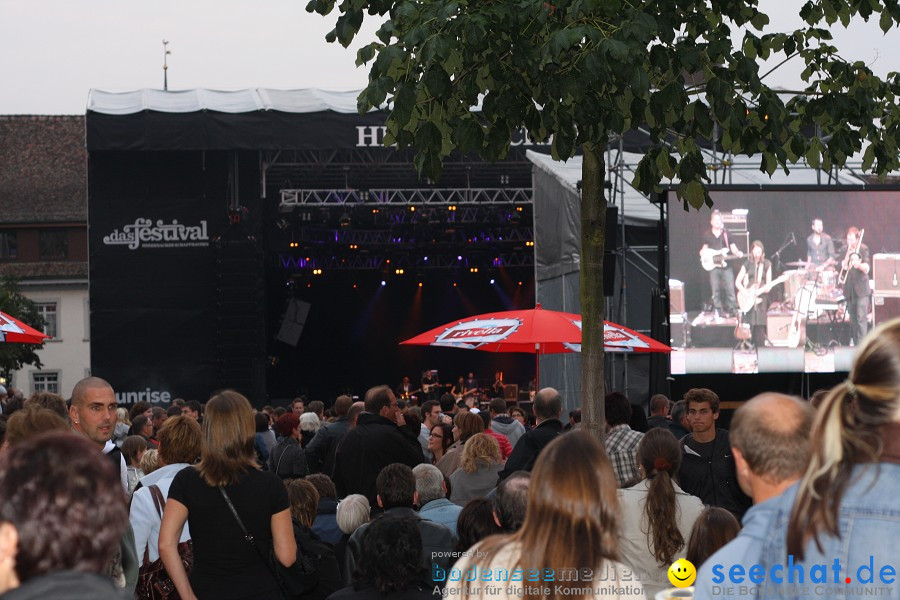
[779,261,844,317]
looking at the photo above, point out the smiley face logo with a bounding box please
[667,559,696,587]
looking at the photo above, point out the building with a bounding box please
[0,115,90,396]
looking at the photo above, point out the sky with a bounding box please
[1,0,898,115]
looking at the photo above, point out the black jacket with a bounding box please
[305,417,351,477]
[497,418,563,481]
[333,413,424,505]
[0,571,123,600]
[678,428,752,519]
[342,508,455,587]
[288,522,342,600]
[268,437,309,479]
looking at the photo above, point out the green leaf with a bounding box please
[681,180,706,209]
[880,8,893,33]
[861,143,876,171]
[455,118,485,154]
[806,139,821,168]
[414,121,442,153]
[750,11,770,31]
[424,67,452,99]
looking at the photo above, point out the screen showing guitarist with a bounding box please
[840,227,870,345]
[735,241,773,348]
[700,209,743,317]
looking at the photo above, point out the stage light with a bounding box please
[353,284,357,289]
[289,241,299,249]
[457,255,462,261]
[386,259,391,264]
[469,267,479,273]
[418,282,423,288]
[526,241,534,247]
[395,268,405,275]
[453,282,457,287]
[516,206,523,212]
[381,280,386,286]
[490,279,495,284]
[339,212,351,227]
[372,208,380,214]
[518,281,523,286]
[424,256,429,262]
[409,206,416,212]
[448,205,457,211]
[313,269,323,275]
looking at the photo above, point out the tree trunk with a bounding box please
[580,143,607,444]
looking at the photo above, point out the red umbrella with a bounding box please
[400,304,670,386]
[0,311,51,344]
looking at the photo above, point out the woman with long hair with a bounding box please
[618,428,704,598]
[284,479,342,600]
[449,434,504,506]
[435,411,483,477]
[685,507,741,567]
[428,423,453,464]
[160,390,296,600]
[760,318,900,598]
[447,431,643,600]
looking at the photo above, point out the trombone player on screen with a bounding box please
[840,226,870,345]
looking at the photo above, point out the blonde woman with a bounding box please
[449,433,504,506]
[159,391,296,600]
[760,318,900,600]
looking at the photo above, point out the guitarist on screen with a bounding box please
[699,209,743,318]
[735,241,773,348]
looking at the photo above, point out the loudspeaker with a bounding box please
[670,314,690,348]
[874,295,900,327]
[873,254,900,294]
[767,314,804,347]
[276,298,311,347]
[757,347,805,372]
[503,384,518,400]
[730,231,749,256]
[669,280,685,314]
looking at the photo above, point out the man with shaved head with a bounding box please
[69,376,127,490]
[694,393,814,600]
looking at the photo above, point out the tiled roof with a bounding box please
[0,261,88,280]
[0,116,86,224]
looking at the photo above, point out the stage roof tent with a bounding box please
[526,149,870,226]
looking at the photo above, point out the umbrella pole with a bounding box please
[535,343,540,391]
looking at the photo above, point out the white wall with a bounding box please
[11,282,90,398]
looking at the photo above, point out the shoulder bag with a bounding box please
[135,485,194,600]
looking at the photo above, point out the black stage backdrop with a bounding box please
[265,273,536,404]
[88,150,251,404]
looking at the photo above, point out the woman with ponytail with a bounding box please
[618,428,704,598]
[760,318,900,599]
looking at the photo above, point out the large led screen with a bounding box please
[667,189,900,374]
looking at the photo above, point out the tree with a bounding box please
[308,0,900,440]
[0,277,45,383]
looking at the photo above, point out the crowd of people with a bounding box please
[0,317,898,599]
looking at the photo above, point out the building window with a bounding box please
[39,230,68,260]
[0,232,16,259]
[35,302,58,339]
[32,371,60,394]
